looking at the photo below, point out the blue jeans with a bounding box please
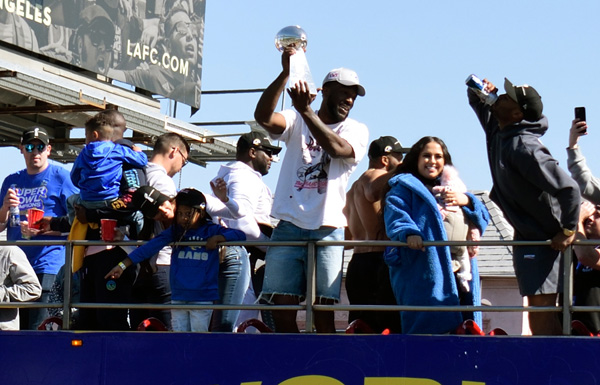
[211,246,250,332]
[171,301,212,332]
[20,273,56,330]
[260,221,345,302]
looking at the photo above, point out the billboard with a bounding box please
[0,0,204,108]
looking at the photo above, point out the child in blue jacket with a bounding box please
[106,188,246,332]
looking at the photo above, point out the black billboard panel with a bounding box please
[0,0,204,108]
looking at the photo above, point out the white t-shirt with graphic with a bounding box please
[270,109,368,229]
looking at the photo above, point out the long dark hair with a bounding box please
[396,136,453,178]
[380,136,453,211]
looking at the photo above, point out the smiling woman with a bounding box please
[382,136,490,334]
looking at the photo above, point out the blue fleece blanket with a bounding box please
[383,173,489,334]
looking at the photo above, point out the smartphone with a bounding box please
[575,107,587,133]
[575,107,586,122]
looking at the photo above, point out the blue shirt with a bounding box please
[128,222,246,302]
[1,164,79,274]
[71,141,147,202]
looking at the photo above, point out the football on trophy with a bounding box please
[275,25,307,52]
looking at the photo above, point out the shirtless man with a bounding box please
[343,136,404,333]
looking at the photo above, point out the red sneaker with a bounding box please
[345,319,375,334]
[236,318,274,333]
[137,317,168,331]
[571,320,594,336]
[37,316,63,331]
[455,319,485,335]
[488,328,508,336]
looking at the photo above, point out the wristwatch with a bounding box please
[563,228,576,237]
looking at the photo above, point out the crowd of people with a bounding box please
[1,45,600,336]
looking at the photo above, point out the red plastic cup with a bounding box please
[100,219,118,242]
[27,208,44,229]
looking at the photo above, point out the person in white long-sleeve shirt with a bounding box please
[210,131,281,332]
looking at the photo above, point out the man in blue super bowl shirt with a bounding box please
[0,127,78,329]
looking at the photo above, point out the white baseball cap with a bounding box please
[322,68,365,96]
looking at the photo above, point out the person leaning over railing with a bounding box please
[105,189,246,332]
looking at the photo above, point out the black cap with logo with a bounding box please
[368,136,404,160]
[237,131,282,155]
[21,127,50,145]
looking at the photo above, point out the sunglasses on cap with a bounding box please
[24,143,46,153]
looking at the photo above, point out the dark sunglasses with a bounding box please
[88,30,114,50]
[257,147,274,157]
[24,143,46,153]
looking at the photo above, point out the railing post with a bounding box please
[62,240,73,330]
[562,245,574,335]
[305,240,316,333]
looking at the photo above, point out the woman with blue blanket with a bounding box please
[383,136,489,334]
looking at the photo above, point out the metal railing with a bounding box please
[1,238,598,335]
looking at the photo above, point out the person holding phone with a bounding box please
[567,108,600,203]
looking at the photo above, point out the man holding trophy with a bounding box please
[254,26,369,333]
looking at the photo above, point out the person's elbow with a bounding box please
[253,110,285,135]
[328,143,355,159]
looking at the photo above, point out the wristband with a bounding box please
[118,262,127,271]
[563,228,576,237]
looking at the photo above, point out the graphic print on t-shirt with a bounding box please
[17,181,48,211]
[294,136,330,194]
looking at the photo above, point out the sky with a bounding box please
[2,0,600,197]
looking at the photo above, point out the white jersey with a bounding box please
[270,109,368,229]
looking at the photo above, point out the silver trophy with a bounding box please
[275,25,317,95]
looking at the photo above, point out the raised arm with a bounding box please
[467,79,498,135]
[253,48,294,135]
[566,119,600,204]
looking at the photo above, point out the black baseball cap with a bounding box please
[21,127,50,145]
[176,188,206,210]
[504,78,543,121]
[79,5,115,39]
[237,131,282,155]
[368,136,404,160]
[132,186,170,218]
